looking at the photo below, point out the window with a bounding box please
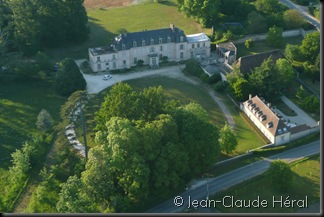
[167,36,171,43]
[159,54,162,59]
[142,40,145,46]
[190,51,193,58]
[133,41,137,47]
[180,44,184,50]
[203,42,206,47]
[106,63,109,66]
[160,46,163,52]
[180,36,183,42]
[197,43,200,48]
[97,57,100,62]
[122,44,125,50]
[151,38,154,45]
[113,62,116,69]
[112,54,116,60]
[134,57,137,64]
[180,52,183,59]
[192,44,194,49]
[97,64,101,70]
[123,60,126,66]
[159,37,162,44]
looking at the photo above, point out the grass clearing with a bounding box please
[211,154,320,213]
[235,36,304,58]
[0,78,66,202]
[46,0,209,61]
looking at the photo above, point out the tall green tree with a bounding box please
[246,11,267,34]
[55,58,86,96]
[255,0,281,14]
[56,175,95,213]
[219,123,238,154]
[178,0,221,27]
[299,31,320,63]
[283,9,306,29]
[36,109,53,132]
[266,26,283,48]
[275,58,295,86]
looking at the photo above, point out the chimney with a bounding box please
[249,94,252,100]
[170,23,175,31]
[267,103,271,107]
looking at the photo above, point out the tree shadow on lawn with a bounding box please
[45,18,115,61]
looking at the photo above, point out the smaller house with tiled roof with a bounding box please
[237,50,284,74]
[241,94,319,146]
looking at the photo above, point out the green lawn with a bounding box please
[218,93,268,157]
[0,78,66,197]
[46,1,210,61]
[211,154,320,213]
[235,36,304,58]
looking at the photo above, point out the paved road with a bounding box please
[146,140,320,213]
[76,60,235,127]
[280,0,320,31]
[279,96,318,126]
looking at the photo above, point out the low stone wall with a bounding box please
[233,28,316,44]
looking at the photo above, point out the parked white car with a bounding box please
[103,74,112,80]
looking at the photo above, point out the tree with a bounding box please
[35,51,52,73]
[302,95,320,113]
[267,160,293,191]
[266,26,283,48]
[9,149,30,182]
[255,0,281,14]
[8,0,41,55]
[284,44,300,61]
[275,58,295,87]
[36,109,53,132]
[283,9,306,29]
[178,0,221,27]
[55,58,86,96]
[248,57,279,99]
[95,82,143,131]
[7,0,89,54]
[296,85,306,99]
[57,175,95,213]
[244,38,253,48]
[231,76,251,101]
[299,31,320,63]
[218,123,238,154]
[246,11,267,34]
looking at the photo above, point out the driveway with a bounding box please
[279,96,318,127]
[75,59,235,127]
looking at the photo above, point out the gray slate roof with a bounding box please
[237,50,285,74]
[112,25,187,51]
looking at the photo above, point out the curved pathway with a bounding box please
[76,60,235,127]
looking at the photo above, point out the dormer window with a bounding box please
[159,37,162,44]
[180,36,183,42]
[151,38,154,45]
[142,40,145,46]
[122,44,125,50]
[167,36,171,43]
[133,41,137,47]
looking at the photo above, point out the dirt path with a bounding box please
[14,138,59,213]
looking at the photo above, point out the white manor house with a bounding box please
[88,23,210,72]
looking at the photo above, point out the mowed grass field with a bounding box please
[0,79,66,194]
[211,154,320,213]
[46,0,210,61]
